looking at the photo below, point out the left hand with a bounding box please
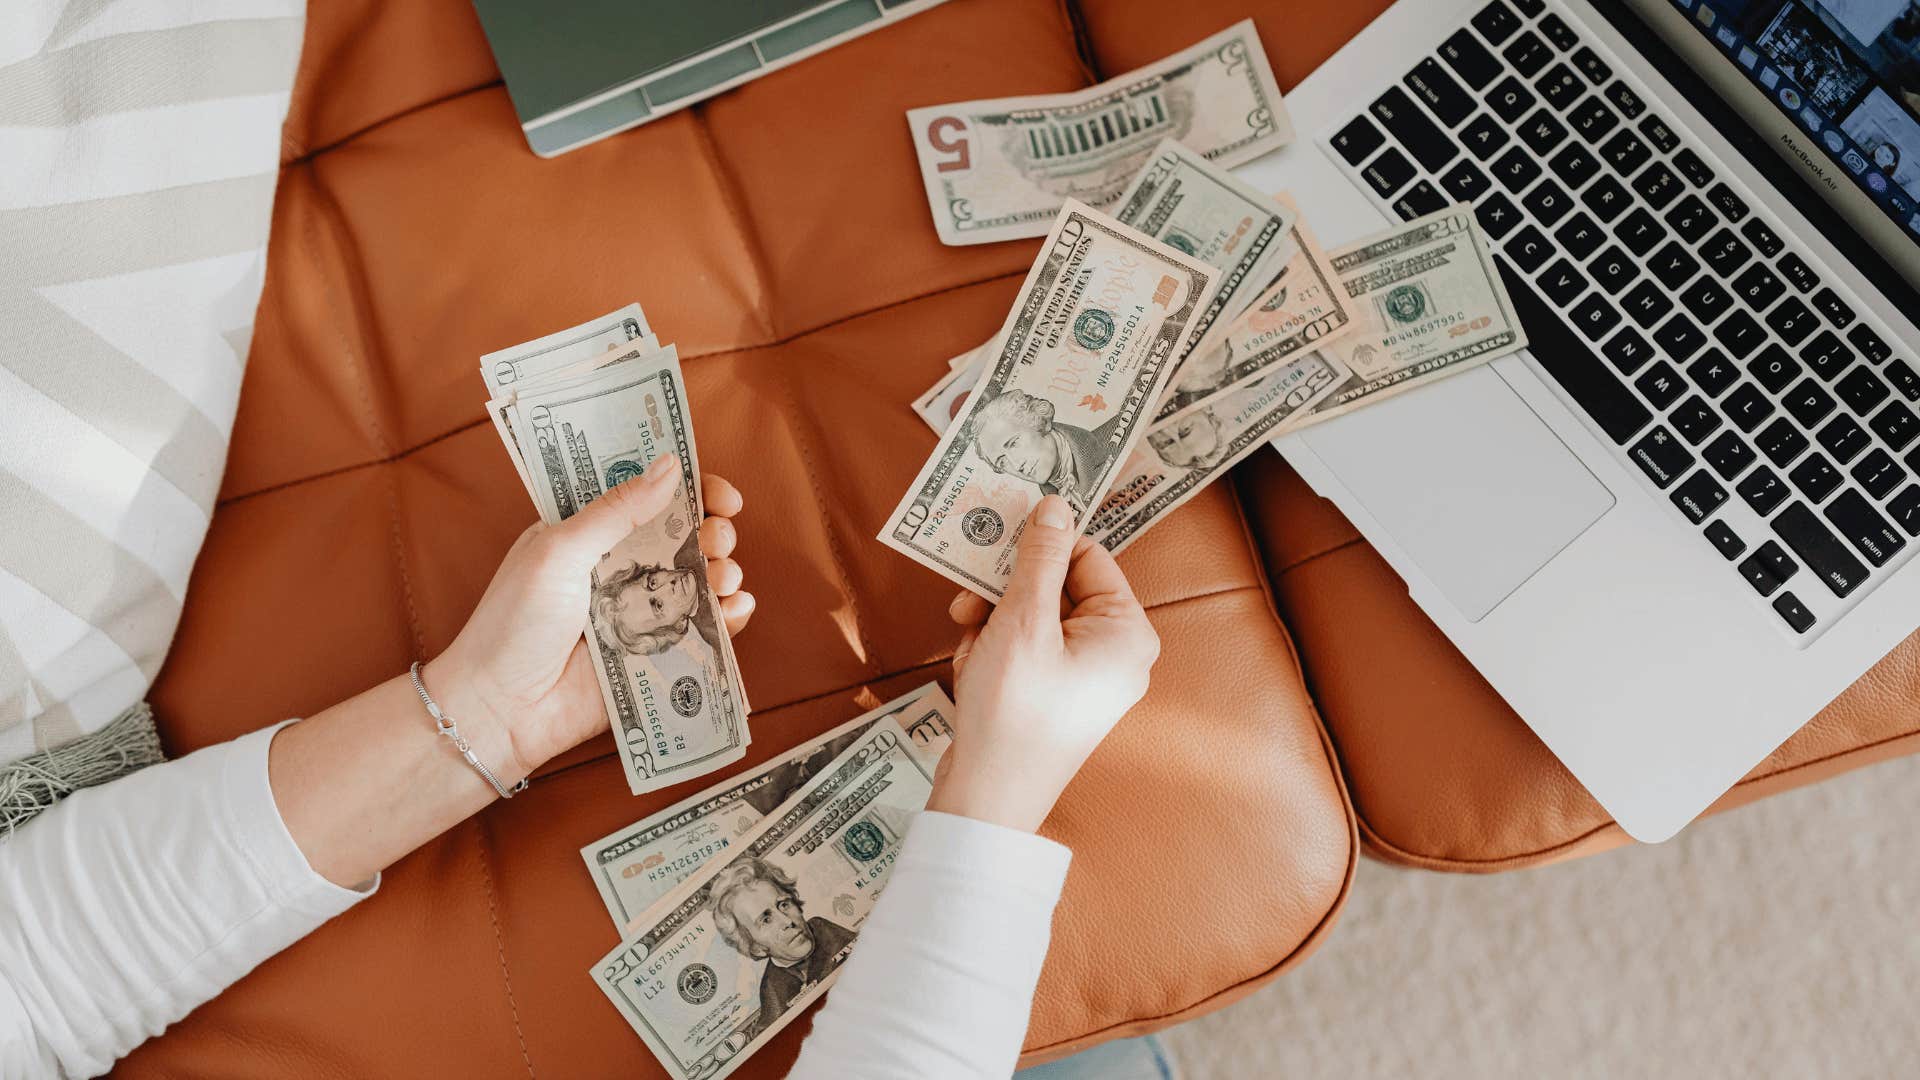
[422,455,752,782]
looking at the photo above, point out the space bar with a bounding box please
[1498,262,1652,445]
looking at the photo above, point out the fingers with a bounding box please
[702,474,744,518]
[1062,536,1137,609]
[952,626,980,673]
[700,515,737,561]
[719,590,756,636]
[948,590,990,627]
[706,556,743,597]
[551,454,681,564]
[997,495,1078,630]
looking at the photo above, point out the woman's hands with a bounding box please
[423,456,753,784]
[931,494,1160,833]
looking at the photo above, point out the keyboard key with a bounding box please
[1816,414,1871,462]
[1548,143,1600,188]
[1687,348,1740,396]
[1503,31,1553,77]
[1730,263,1784,312]
[1475,191,1524,239]
[1603,81,1646,119]
[1699,229,1753,277]
[1705,518,1746,559]
[1569,293,1620,340]
[1788,453,1841,501]
[1747,343,1800,392]
[1555,213,1605,260]
[1587,245,1638,293]
[1538,12,1579,49]
[1440,158,1494,202]
[1704,430,1757,479]
[1630,425,1693,487]
[1363,146,1418,197]
[1484,75,1537,122]
[1738,545,1791,596]
[1639,113,1680,152]
[1766,296,1817,345]
[1518,108,1569,155]
[1740,218,1784,258]
[1394,179,1449,219]
[1538,257,1589,306]
[1869,401,1920,450]
[1671,394,1722,444]
[1612,207,1667,255]
[1782,377,1836,427]
[1758,417,1810,467]
[1512,0,1545,14]
[1885,359,1920,401]
[1501,263,1651,443]
[1632,161,1683,210]
[1712,311,1766,358]
[1705,182,1748,222]
[1888,485,1920,536]
[1568,96,1619,142]
[1724,382,1776,432]
[1653,314,1707,360]
[1472,0,1523,44]
[1406,59,1477,128]
[1621,280,1673,327]
[1634,360,1685,408]
[1665,195,1715,243]
[1333,115,1388,166]
[1372,88,1460,172]
[1441,28,1504,89]
[1505,225,1553,272]
[1571,45,1611,84]
[1671,468,1728,523]
[1774,500,1867,598]
[1845,324,1890,364]
[1737,464,1789,513]
[1537,64,1585,110]
[1600,129,1652,179]
[1835,365,1890,415]
[1578,175,1630,222]
[1647,240,1699,291]
[1772,591,1816,633]
[1824,489,1905,566]
[1799,331,1852,380]
[1673,147,1715,187]
[1777,251,1819,293]
[1460,114,1511,161]
[1523,178,1574,225]
[1603,326,1655,373]
[1810,288,1854,328]
[1850,448,1905,500]
[1679,277,1732,322]
[1491,146,1543,192]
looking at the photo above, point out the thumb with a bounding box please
[552,454,682,564]
[998,495,1076,624]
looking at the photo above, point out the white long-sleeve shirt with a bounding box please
[0,725,1071,1078]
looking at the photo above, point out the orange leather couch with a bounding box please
[130,1,1357,1075]
[127,0,1919,1075]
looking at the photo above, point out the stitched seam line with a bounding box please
[689,103,778,341]
[1277,536,1364,575]
[775,361,882,677]
[476,825,536,1078]
[287,81,504,166]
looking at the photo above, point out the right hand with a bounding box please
[930,494,1161,833]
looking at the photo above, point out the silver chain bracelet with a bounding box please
[409,661,529,800]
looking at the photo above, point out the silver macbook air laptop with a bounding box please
[1240,0,1920,839]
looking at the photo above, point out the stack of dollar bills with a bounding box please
[584,683,956,1080]
[893,19,1528,594]
[481,307,751,795]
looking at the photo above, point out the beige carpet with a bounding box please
[1162,753,1920,1078]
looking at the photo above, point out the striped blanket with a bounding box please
[0,1,305,831]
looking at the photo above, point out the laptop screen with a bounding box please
[1653,0,1920,276]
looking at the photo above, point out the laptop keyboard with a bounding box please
[1322,0,1920,641]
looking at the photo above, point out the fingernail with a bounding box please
[644,454,678,480]
[1035,495,1071,530]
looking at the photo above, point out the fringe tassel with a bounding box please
[0,703,165,840]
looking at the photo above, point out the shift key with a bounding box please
[1772,501,1868,597]
[1371,87,1460,172]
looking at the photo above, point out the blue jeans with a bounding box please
[1014,1035,1175,1080]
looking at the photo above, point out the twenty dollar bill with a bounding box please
[907,20,1291,245]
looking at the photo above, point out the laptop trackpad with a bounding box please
[1301,364,1615,622]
